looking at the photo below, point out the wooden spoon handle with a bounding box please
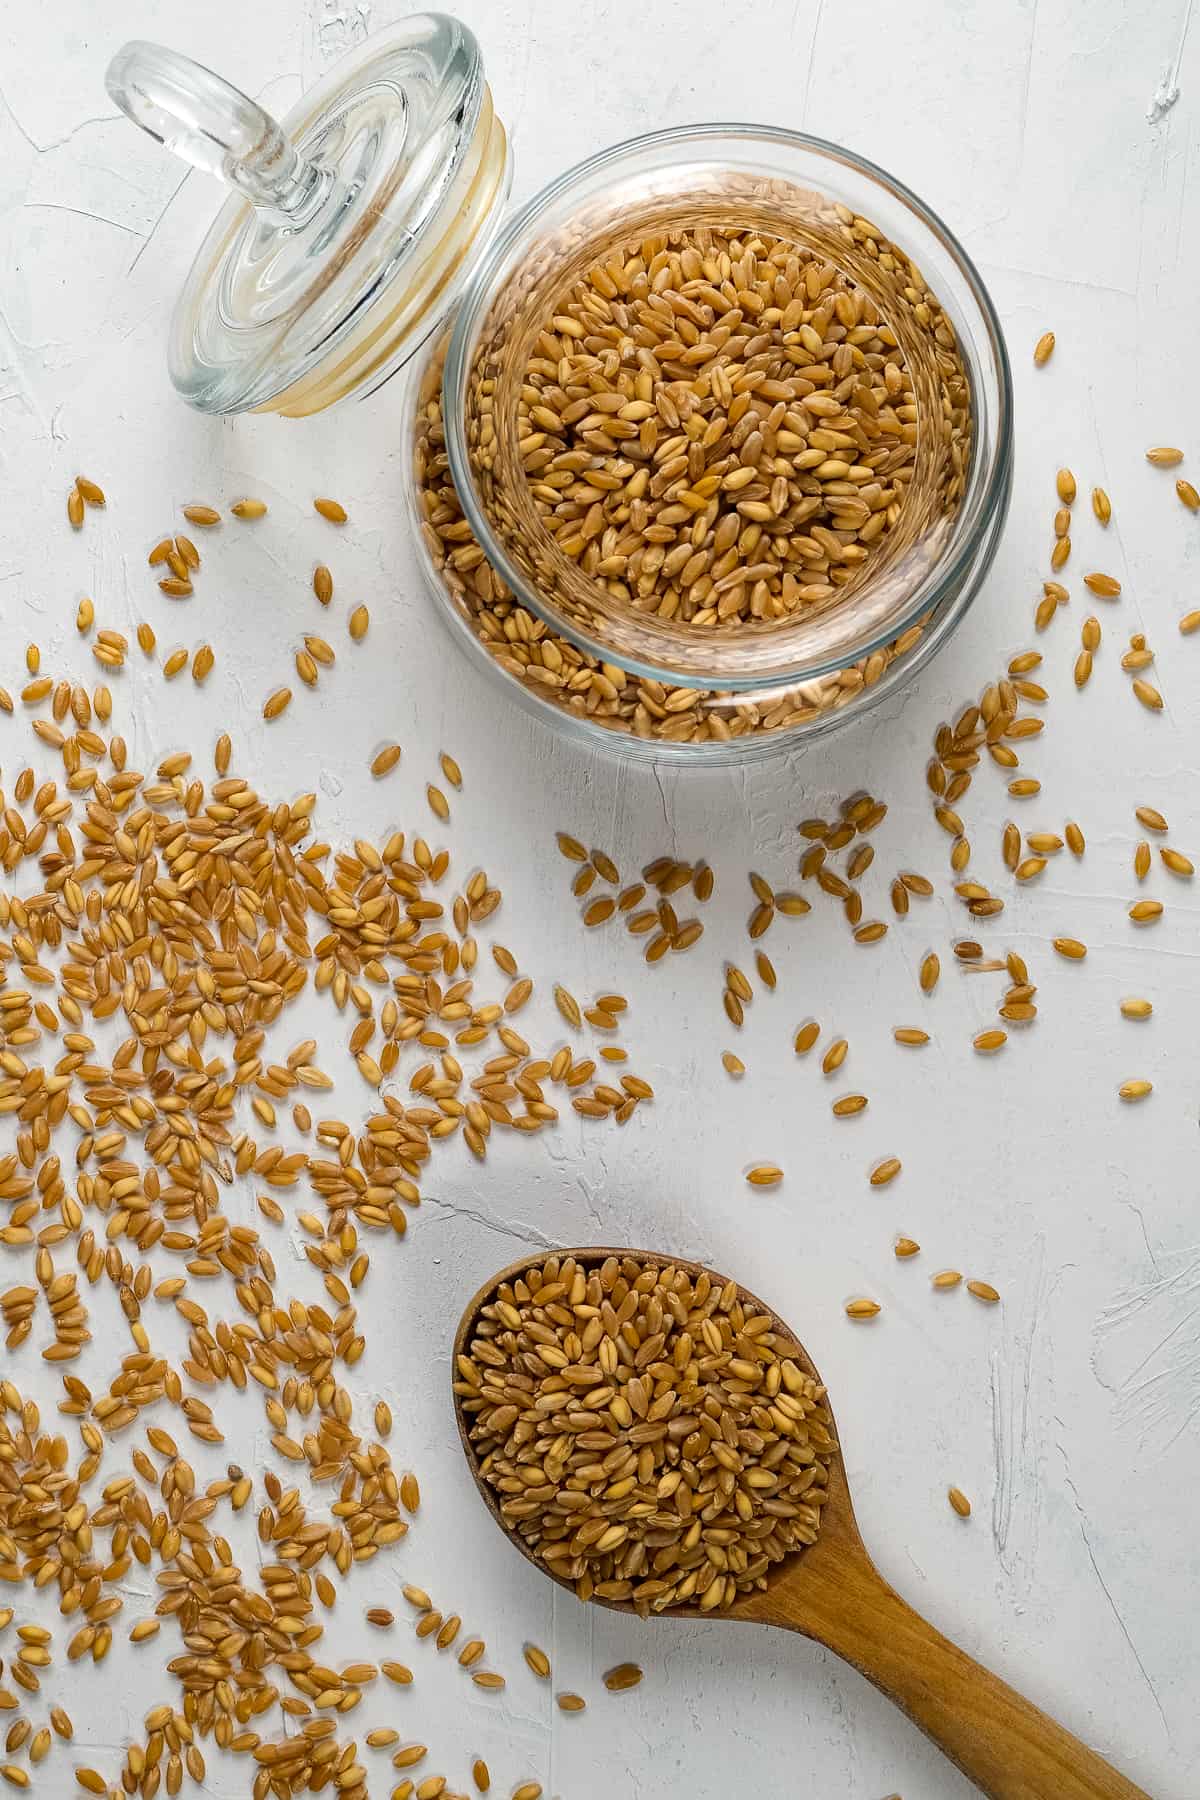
[780,1555,1150,1799]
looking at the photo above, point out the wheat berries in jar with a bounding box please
[108,27,1011,761]
[416,127,1011,760]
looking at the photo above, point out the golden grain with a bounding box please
[552,985,582,1030]
[263,687,292,719]
[748,901,774,939]
[724,965,751,1005]
[1120,998,1153,1019]
[832,1094,867,1117]
[349,605,370,640]
[314,497,348,522]
[1033,331,1055,366]
[947,1487,971,1518]
[1129,900,1163,923]
[1119,1079,1153,1101]
[373,744,402,777]
[932,1270,962,1290]
[1146,446,1183,466]
[1053,938,1087,960]
[602,1664,644,1693]
[894,1237,920,1258]
[746,1165,783,1187]
[870,1158,902,1186]
[393,1745,429,1769]
[854,920,888,944]
[845,1298,881,1320]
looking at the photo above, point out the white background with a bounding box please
[1,1,1198,1796]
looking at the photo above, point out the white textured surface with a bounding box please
[1,2,1199,1796]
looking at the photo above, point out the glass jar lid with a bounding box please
[106,14,511,416]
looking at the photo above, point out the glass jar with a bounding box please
[109,19,1012,763]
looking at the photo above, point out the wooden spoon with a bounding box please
[452,1247,1149,1800]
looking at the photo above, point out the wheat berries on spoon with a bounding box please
[456,1249,835,1615]
[453,1246,1149,1800]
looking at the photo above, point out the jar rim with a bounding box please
[442,120,1013,695]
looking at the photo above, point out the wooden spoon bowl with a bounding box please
[453,1246,1149,1800]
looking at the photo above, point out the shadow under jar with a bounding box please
[415,126,1012,761]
